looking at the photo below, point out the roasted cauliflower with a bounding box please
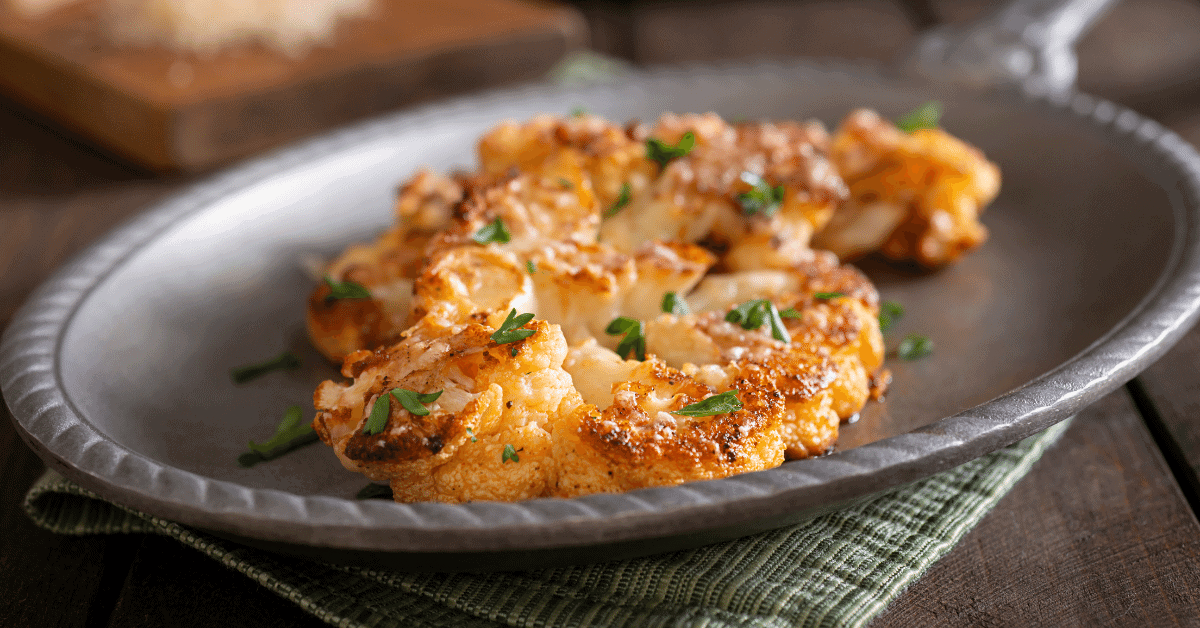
[815,108,1001,266]
[306,109,997,503]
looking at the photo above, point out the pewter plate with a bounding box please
[5,61,1200,571]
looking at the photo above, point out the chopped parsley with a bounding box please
[557,178,573,189]
[472,217,512,245]
[725,299,790,343]
[393,388,442,416]
[467,427,477,443]
[364,393,390,435]
[356,483,393,499]
[604,183,632,218]
[813,292,845,300]
[646,132,695,169]
[779,307,801,319]
[661,291,690,315]
[606,316,647,361]
[363,388,442,435]
[502,444,520,463]
[673,391,743,417]
[571,106,587,117]
[526,259,537,274]
[897,334,933,360]
[491,309,537,345]
[230,350,301,384]
[896,101,943,133]
[736,172,785,218]
[879,300,904,332]
[238,405,318,467]
[323,276,371,303]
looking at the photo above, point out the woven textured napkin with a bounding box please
[25,418,1068,628]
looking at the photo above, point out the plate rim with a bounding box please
[5,58,1200,554]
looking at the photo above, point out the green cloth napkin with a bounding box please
[25,418,1069,628]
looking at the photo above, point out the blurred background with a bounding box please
[4,0,1200,175]
[571,0,1200,128]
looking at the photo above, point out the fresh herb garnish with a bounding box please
[896,334,933,360]
[813,292,845,300]
[726,300,766,328]
[779,307,802,319]
[362,388,441,435]
[526,259,537,274]
[467,427,477,443]
[472,217,512,245]
[661,291,690,315]
[725,299,790,343]
[356,483,393,499]
[491,309,537,345]
[673,391,743,417]
[502,443,520,463]
[896,101,943,133]
[646,132,696,169]
[238,405,318,467]
[230,350,301,384]
[365,394,391,435]
[736,172,785,218]
[571,106,587,117]
[879,300,904,332]
[323,276,371,303]
[604,183,632,218]
[557,178,573,189]
[605,316,647,361]
[395,388,443,416]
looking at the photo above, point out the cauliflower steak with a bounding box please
[306,109,997,502]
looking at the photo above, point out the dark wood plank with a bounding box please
[105,536,323,628]
[1132,321,1200,509]
[872,389,1200,627]
[0,415,141,628]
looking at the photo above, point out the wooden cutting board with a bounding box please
[0,0,586,171]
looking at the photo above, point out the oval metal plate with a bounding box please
[4,60,1200,570]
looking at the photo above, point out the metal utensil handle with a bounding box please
[903,0,1118,94]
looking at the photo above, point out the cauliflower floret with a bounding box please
[313,315,582,503]
[478,113,657,212]
[414,238,714,346]
[555,345,788,497]
[814,108,1001,266]
[644,252,884,457]
[306,170,464,361]
[426,151,600,256]
[599,113,847,272]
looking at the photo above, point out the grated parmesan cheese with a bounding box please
[104,0,376,57]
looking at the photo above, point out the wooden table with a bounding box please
[7,1,1200,624]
